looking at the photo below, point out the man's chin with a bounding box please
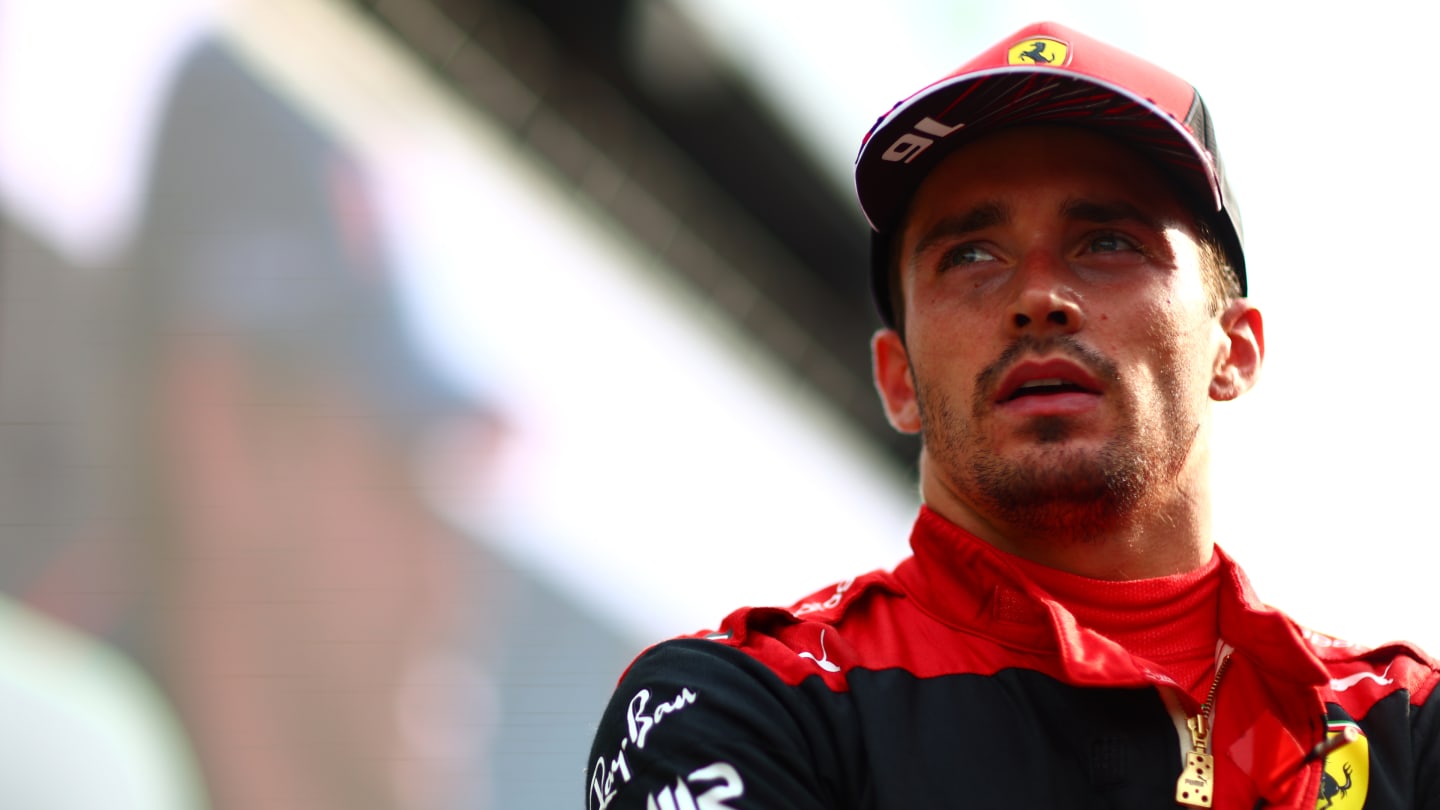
[1002,412,1111,443]
[997,433,1112,461]
[968,449,1149,536]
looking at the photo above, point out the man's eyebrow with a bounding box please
[909,202,1010,258]
[1060,198,1164,230]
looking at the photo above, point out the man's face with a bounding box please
[878,125,1232,538]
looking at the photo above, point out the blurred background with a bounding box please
[0,0,1435,808]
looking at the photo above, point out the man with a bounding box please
[97,41,490,810]
[585,22,1440,809]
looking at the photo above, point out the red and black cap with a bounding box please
[855,21,1245,329]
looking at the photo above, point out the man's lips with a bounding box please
[994,359,1103,415]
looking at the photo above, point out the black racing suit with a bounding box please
[586,507,1440,809]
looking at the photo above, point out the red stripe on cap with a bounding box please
[936,74,993,120]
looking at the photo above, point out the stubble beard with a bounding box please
[916,336,1197,542]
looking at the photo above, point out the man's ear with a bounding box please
[872,329,922,434]
[1210,299,1265,402]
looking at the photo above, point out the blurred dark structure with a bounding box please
[347,0,918,468]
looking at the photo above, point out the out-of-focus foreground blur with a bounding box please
[2,1,1439,808]
[0,1,916,807]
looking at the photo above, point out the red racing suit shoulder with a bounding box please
[585,514,1440,810]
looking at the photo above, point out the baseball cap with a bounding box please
[855,21,1245,328]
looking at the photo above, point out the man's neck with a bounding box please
[920,458,1214,581]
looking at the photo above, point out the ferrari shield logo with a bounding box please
[1316,721,1368,809]
[1007,37,1069,66]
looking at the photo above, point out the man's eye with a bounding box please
[940,243,997,268]
[1085,233,1140,254]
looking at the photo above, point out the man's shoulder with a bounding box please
[588,571,909,810]
[627,566,909,689]
[1298,626,1440,707]
[700,565,904,637]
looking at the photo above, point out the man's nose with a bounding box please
[1008,253,1085,334]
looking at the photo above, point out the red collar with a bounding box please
[893,507,1329,694]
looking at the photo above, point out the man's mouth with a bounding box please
[1005,378,1097,400]
[996,360,1102,401]
[992,360,1104,416]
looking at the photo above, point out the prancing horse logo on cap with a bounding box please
[1008,37,1070,66]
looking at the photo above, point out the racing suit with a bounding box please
[586,507,1440,809]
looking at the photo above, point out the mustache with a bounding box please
[973,335,1120,403]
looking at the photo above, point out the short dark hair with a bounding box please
[1195,218,1244,315]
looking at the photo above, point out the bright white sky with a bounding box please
[1,0,1437,656]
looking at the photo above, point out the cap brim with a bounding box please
[856,68,1245,327]
[856,67,1222,233]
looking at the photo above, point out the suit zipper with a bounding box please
[1175,652,1233,808]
